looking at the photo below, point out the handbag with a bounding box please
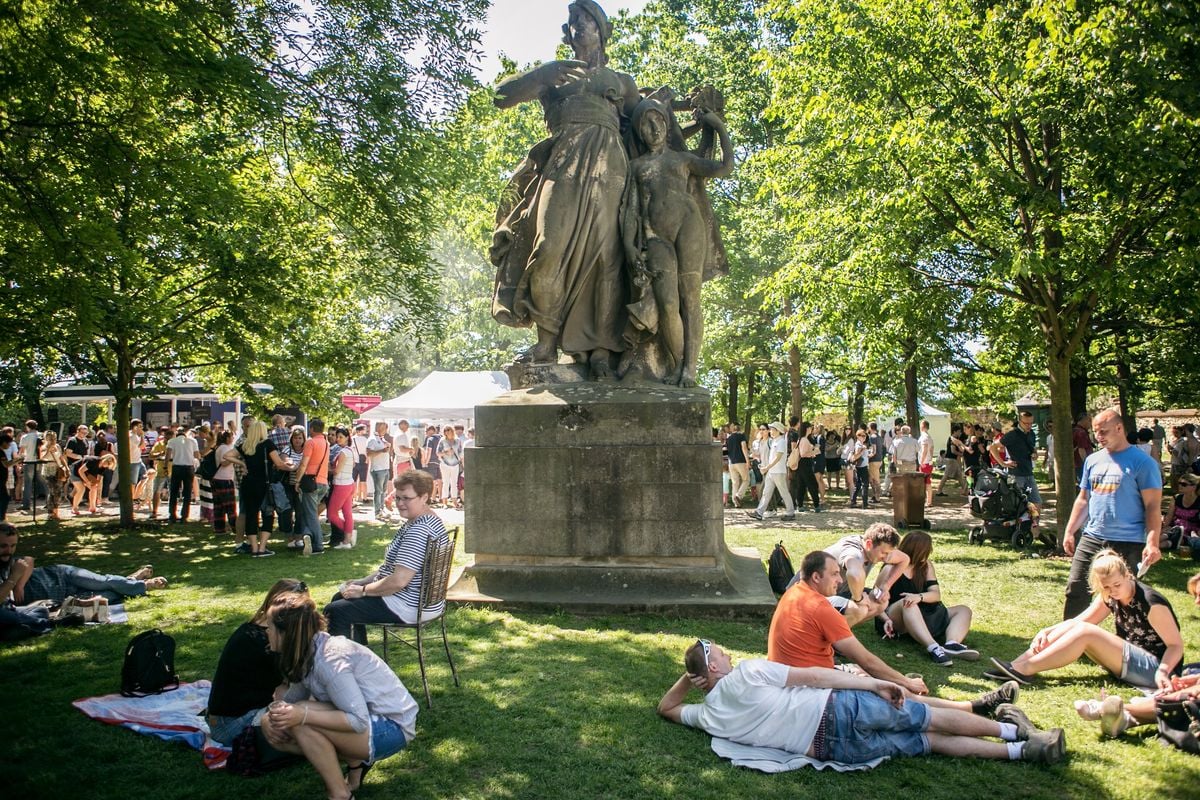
[1155,697,1200,755]
[299,439,327,493]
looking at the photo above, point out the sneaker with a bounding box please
[989,657,1035,686]
[233,542,252,555]
[302,535,312,556]
[1073,698,1103,722]
[972,680,1020,716]
[748,511,764,521]
[781,514,796,521]
[333,542,355,550]
[253,549,275,558]
[1099,695,1129,738]
[995,703,1037,740]
[943,642,980,661]
[1020,728,1065,764]
[928,645,953,666]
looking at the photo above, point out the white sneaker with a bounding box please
[1099,695,1129,738]
[302,535,313,556]
[333,542,354,550]
[1074,698,1103,721]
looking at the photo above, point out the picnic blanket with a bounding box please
[710,736,886,773]
[73,679,231,769]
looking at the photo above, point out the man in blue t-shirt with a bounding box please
[1061,408,1163,619]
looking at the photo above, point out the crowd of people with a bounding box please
[0,416,473,557]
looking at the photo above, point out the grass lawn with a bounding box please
[2,515,1199,800]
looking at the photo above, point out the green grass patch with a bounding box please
[2,517,1199,799]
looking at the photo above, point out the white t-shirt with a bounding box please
[766,435,789,475]
[166,435,198,467]
[393,428,417,464]
[19,431,40,462]
[916,432,933,465]
[366,433,391,471]
[351,434,369,466]
[679,659,830,755]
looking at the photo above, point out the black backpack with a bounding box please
[768,540,795,595]
[196,449,218,480]
[121,629,180,697]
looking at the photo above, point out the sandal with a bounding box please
[345,761,373,792]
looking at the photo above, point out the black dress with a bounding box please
[876,570,951,641]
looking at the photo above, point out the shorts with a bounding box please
[207,707,264,746]
[1117,641,1162,689]
[918,463,933,484]
[352,462,368,482]
[942,460,962,479]
[826,689,930,763]
[422,464,441,480]
[825,457,842,473]
[368,714,408,763]
[1012,474,1041,504]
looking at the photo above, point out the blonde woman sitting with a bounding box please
[987,549,1183,689]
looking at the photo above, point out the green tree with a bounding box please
[761,0,1200,542]
[0,0,483,526]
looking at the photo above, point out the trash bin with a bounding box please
[891,472,929,529]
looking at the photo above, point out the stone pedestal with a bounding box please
[447,383,776,616]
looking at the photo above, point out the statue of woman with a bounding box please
[489,1,640,380]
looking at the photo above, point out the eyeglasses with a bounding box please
[395,493,420,503]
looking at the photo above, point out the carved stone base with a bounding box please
[446,383,776,616]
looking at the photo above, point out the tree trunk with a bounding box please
[904,364,919,429]
[743,368,756,432]
[1069,354,1088,422]
[785,298,803,421]
[114,354,136,528]
[1047,349,1077,548]
[852,380,866,430]
[1113,338,1135,435]
[726,370,738,426]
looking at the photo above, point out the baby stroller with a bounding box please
[967,467,1036,548]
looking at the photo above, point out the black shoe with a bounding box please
[989,657,1035,686]
[233,542,252,555]
[943,642,980,661]
[253,549,275,558]
[748,511,764,521]
[995,703,1038,739]
[972,680,1020,716]
[928,645,953,666]
[781,514,796,521]
[1021,728,1065,764]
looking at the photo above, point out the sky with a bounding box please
[475,0,651,81]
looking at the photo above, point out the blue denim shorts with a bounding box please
[369,715,407,763]
[825,689,930,763]
[1118,641,1161,689]
[207,707,264,746]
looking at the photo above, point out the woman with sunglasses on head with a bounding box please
[322,470,449,645]
[262,594,417,800]
[207,579,310,745]
[1162,473,1200,555]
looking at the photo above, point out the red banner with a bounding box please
[341,394,382,413]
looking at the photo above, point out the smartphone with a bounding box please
[1135,561,1150,579]
[869,587,884,601]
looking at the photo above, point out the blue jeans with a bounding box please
[48,564,146,603]
[297,483,328,551]
[207,708,263,746]
[23,463,43,510]
[371,469,390,515]
[826,689,930,764]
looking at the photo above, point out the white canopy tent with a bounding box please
[361,371,510,424]
[876,401,952,451]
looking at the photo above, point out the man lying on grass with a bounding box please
[656,639,1065,766]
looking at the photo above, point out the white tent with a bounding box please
[876,401,952,451]
[361,371,510,423]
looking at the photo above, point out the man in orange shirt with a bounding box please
[768,551,1015,716]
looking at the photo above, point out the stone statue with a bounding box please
[618,94,733,386]
[489,2,732,387]
[489,0,640,381]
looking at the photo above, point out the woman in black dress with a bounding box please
[878,530,978,666]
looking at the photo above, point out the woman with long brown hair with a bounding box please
[207,579,309,744]
[262,595,417,800]
[878,530,978,667]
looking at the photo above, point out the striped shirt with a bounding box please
[380,513,448,624]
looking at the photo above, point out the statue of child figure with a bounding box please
[620,96,733,386]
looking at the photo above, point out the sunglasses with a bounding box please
[698,638,712,666]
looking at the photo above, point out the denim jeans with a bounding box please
[1063,534,1143,619]
[371,469,390,515]
[50,563,146,603]
[297,483,328,551]
[826,689,930,763]
[23,463,44,510]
